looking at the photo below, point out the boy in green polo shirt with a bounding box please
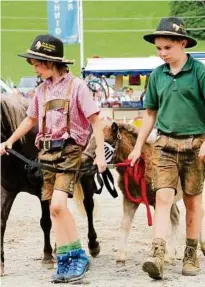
[128,17,205,280]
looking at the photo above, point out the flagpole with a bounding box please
[79,0,84,71]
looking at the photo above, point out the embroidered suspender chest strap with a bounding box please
[41,77,74,137]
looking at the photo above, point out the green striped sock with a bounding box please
[57,240,82,254]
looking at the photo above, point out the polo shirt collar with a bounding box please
[163,54,193,74]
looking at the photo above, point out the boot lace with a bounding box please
[153,244,165,260]
[56,256,70,274]
[184,246,196,264]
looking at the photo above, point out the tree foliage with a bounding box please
[169,1,205,40]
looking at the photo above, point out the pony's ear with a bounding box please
[111,122,119,134]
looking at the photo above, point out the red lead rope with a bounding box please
[115,158,152,226]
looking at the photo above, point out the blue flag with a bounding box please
[47,0,80,44]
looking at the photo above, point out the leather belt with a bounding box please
[39,138,77,151]
[158,130,204,139]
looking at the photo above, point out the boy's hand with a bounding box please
[0,141,12,155]
[93,155,107,173]
[128,149,141,167]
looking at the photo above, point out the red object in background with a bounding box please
[129,74,141,86]
[109,101,121,108]
[101,101,110,108]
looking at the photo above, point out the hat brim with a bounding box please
[143,32,197,48]
[18,53,74,64]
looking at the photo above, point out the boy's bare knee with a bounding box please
[183,193,202,210]
[50,203,64,217]
[156,188,175,205]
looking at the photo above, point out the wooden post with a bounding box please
[114,75,123,91]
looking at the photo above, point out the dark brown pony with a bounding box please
[82,122,205,265]
[1,94,54,275]
[0,94,100,275]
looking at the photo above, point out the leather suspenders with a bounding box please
[41,78,74,138]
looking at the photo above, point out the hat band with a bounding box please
[27,49,65,61]
[153,31,186,36]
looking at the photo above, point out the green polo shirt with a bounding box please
[144,54,205,135]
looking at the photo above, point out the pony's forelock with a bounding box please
[118,122,140,138]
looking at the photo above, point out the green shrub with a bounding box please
[169,1,205,40]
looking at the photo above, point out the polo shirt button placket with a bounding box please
[172,78,178,91]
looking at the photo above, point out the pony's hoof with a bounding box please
[116,260,125,267]
[89,244,100,258]
[0,262,4,276]
[42,258,54,269]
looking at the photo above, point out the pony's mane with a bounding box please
[118,122,139,138]
[1,93,29,133]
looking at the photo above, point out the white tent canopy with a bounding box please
[84,52,205,77]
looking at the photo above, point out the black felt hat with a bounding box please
[18,34,74,64]
[143,17,197,48]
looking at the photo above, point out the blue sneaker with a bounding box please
[63,249,90,283]
[51,253,70,283]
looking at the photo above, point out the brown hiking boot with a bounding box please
[142,238,165,280]
[182,239,200,276]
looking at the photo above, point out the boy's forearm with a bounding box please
[93,130,104,156]
[7,116,37,146]
[92,123,104,156]
[89,114,105,157]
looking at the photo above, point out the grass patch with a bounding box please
[1,0,204,84]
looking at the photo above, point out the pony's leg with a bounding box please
[200,182,205,255]
[1,186,17,275]
[81,175,100,257]
[39,198,54,268]
[116,196,139,266]
[165,203,180,264]
[164,183,182,263]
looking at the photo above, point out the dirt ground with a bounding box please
[1,170,205,287]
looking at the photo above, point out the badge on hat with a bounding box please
[35,41,42,50]
[173,23,185,33]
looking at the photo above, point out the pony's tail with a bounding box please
[170,203,180,228]
[73,183,99,218]
[73,183,86,216]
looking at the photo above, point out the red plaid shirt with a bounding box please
[27,72,99,148]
